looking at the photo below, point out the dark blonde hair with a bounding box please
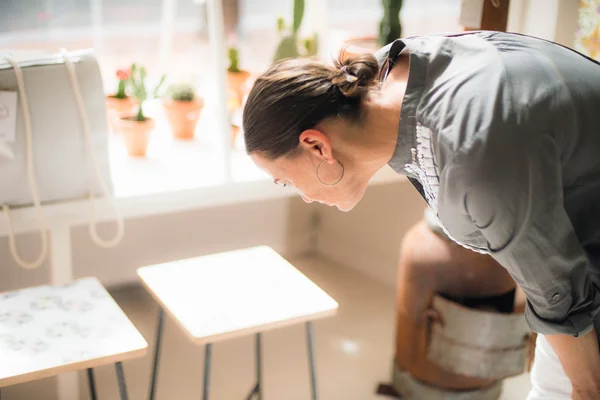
[243,52,380,159]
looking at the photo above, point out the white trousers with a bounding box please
[526,334,573,400]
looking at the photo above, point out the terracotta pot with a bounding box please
[227,89,241,111]
[227,70,251,105]
[116,116,155,157]
[393,210,527,392]
[162,98,204,140]
[341,36,379,61]
[105,96,137,129]
[231,124,240,147]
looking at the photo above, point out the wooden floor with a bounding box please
[0,256,532,400]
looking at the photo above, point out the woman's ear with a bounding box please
[299,129,335,163]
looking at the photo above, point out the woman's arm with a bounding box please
[547,329,600,399]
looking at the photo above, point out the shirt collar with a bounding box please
[383,38,427,174]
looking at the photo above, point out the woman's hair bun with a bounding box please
[331,52,379,99]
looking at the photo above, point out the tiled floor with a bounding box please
[1,256,531,399]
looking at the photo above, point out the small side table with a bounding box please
[138,246,339,400]
[0,277,148,399]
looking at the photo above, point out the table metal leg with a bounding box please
[115,362,129,400]
[87,368,98,400]
[203,343,213,400]
[244,384,259,400]
[149,308,165,400]
[306,321,318,400]
[244,332,263,400]
[256,332,262,400]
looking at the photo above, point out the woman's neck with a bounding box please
[357,56,411,171]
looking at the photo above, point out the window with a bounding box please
[0,0,462,199]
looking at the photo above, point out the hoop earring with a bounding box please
[316,160,344,186]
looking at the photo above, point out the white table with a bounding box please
[138,246,339,400]
[0,277,147,399]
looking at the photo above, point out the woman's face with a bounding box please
[250,129,370,212]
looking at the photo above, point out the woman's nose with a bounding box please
[301,195,314,204]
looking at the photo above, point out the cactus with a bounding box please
[273,0,318,63]
[379,0,403,46]
[303,33,318,58]
[114,68,130,99]
[128,63,166,121]
[292,0,305,34]
[166,83,196,102]
[227,47,242,73]
[273,35,301,62]
[276,16,286,34]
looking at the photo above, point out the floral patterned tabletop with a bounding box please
[0,277,147,387]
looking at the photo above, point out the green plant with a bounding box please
[166,83,196,102]
[303,34,319,58]
[128,63,166,121]
[272,0,318,62]
[113,68,130,99]
[227,47,242,73]
[379,0,403,46]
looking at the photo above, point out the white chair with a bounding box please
[0,277,147,399]
[138,246,339,400]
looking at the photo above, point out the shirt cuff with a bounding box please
[525,300,597,337]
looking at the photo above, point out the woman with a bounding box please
[243,31,600,399]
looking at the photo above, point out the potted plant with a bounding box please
[230,109,243,148]
[342,0,402,60]
[162,83,204,140]
[105,68,136,128]
[272,0,318,63]
[227,47,251,106]
[115,64,166,157]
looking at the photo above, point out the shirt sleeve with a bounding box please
[439,126,600,337]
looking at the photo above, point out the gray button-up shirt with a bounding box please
[378,31,600,341]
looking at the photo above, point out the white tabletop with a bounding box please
[0,277,147,387]
[138,246,339,345]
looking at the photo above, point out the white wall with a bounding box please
[508,0,579,47]
[317,181,425,288]
[0,197,317,291]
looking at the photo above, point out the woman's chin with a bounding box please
[336,187,367,212]
[335,200,357,212]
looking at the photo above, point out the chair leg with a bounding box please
[115,361,129,400]
[256,332,263,400]
[149,308,165,400]
[306,321,318,400]
[87,368,98,400]
[203,343,213,400]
